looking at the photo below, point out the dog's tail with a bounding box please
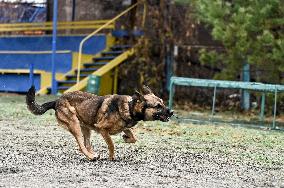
[26,86,56,115]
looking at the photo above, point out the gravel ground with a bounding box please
[0,95,284,187]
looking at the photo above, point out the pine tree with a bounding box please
[194,0,284,83]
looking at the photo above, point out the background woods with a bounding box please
[120,0,284,112]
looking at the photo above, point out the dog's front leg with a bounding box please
[123,128,137,143]
[100,129,115,161]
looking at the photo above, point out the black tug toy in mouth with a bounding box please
[154,110,174,122]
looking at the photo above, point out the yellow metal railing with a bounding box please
[76,0,146,84]
[65,48,135,93]
[0,20,114,33]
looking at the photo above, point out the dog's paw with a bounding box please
[122,134,130,143]
[122,134,137,143]
[108,156,115,161]
[90,154,100,162]
[122,134,130,139]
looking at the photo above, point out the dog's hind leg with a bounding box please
[68,119,99,161]
[81,127,99,158]
[100,129,115,161]
[56,107,97,161]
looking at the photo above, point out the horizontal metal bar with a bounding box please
[0,24,114,29]
[0,50,71,54]
[171,77,284,93]
[0,25,114,32]
[0,69,45,74]
[0,23,114,29]
[0,20,113,27]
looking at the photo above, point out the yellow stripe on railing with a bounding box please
[0,20,114,32]
[65,48,135,93]
[0,20,112,27]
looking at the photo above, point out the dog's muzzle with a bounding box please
[153,108,174,122]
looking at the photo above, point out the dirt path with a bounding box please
[0,96,283,187]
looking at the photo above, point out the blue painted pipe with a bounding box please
[29,62,34,87]
[51,0,58,95]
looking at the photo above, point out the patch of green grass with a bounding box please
[0,95,55,119]
[139,120,284,167]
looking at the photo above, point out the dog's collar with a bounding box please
[128,98,146,122]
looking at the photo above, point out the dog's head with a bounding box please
[132,85,173,122]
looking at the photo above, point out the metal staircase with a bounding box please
[36,1,144,95]
[47,44,132,94]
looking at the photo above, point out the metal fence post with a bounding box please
[242,63,250,110]
[211,86,217,117]
[272,89,277,129]
[259,92,265,121]
[165,46,173,92]
[169,79,174,109]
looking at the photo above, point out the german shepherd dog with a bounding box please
[26,86,173,161]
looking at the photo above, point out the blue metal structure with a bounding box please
[0,52,72,73]
[0,35,106,52]
[51,0,58,95]
[0,35,106,93]
[0,73,41,93]
[29,62,34,87]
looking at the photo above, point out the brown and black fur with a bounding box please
[26,85,173,161]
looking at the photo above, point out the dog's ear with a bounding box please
[142,85,153,95]
[133,90,145,103]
